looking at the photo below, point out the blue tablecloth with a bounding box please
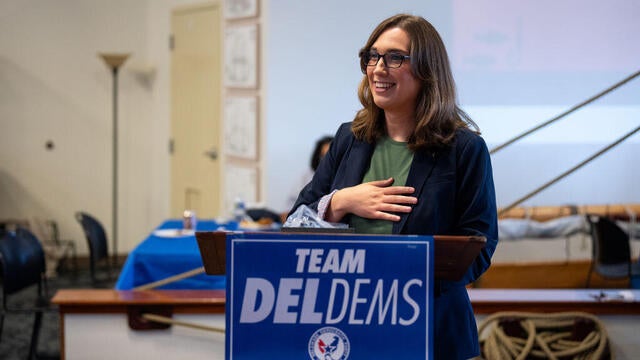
[115,219,231,290]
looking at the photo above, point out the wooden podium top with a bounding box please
[196,231,486,282]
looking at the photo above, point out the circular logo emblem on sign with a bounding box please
[308,326,350,360]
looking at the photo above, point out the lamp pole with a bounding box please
[99,53,129,267]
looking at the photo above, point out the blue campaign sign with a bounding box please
[226,232,434,360]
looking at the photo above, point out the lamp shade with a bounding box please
[98,53,130,69]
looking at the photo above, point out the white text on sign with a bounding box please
[239,248,423,325]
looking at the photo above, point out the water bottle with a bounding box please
[182,209,197,230]
[233,197,248,223]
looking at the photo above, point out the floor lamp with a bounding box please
[99,53,129,267]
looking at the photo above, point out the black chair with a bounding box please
[585,215,640,287]
[74,212,112,285]
[0,228,51,360]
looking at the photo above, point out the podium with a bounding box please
[196,231,484,360]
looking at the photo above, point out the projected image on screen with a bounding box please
[451,0,640,105]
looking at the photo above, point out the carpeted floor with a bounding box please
[0,266,119,360]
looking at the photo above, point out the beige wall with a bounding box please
[0,0,224,255]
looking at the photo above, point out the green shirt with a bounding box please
[350,136,414,234]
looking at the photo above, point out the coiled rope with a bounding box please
[478,312,610,360]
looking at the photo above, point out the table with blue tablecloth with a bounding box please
[115,219,232,290]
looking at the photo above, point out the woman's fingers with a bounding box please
[373,211,402,222]
[359,195,416,220]
[384,194,418,205]
[383,186,415,195]
[329,179,418,221]
[366,178,415,197]
[374,201,414,214]
[387,203,414,213]
[369,177,395,187]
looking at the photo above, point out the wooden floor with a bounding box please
[474,260,630,288]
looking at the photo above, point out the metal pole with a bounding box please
[498,124,640,216]
[490,69,640,155]
[98,53,129,268]
[112,66,119,267]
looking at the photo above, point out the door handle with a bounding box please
[204,147,218,160]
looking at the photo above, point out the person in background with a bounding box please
[290,14,498,359]
[282,135,333,219]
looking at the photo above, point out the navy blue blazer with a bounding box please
[292,122,498,359]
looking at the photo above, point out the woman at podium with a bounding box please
[290,14,498,359]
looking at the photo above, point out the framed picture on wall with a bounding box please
[224,96,258,159]
[224,24,258,88]
[224,0,259,20]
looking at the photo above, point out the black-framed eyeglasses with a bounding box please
[361,51,411,69]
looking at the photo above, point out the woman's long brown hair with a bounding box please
[352,14,478,151]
